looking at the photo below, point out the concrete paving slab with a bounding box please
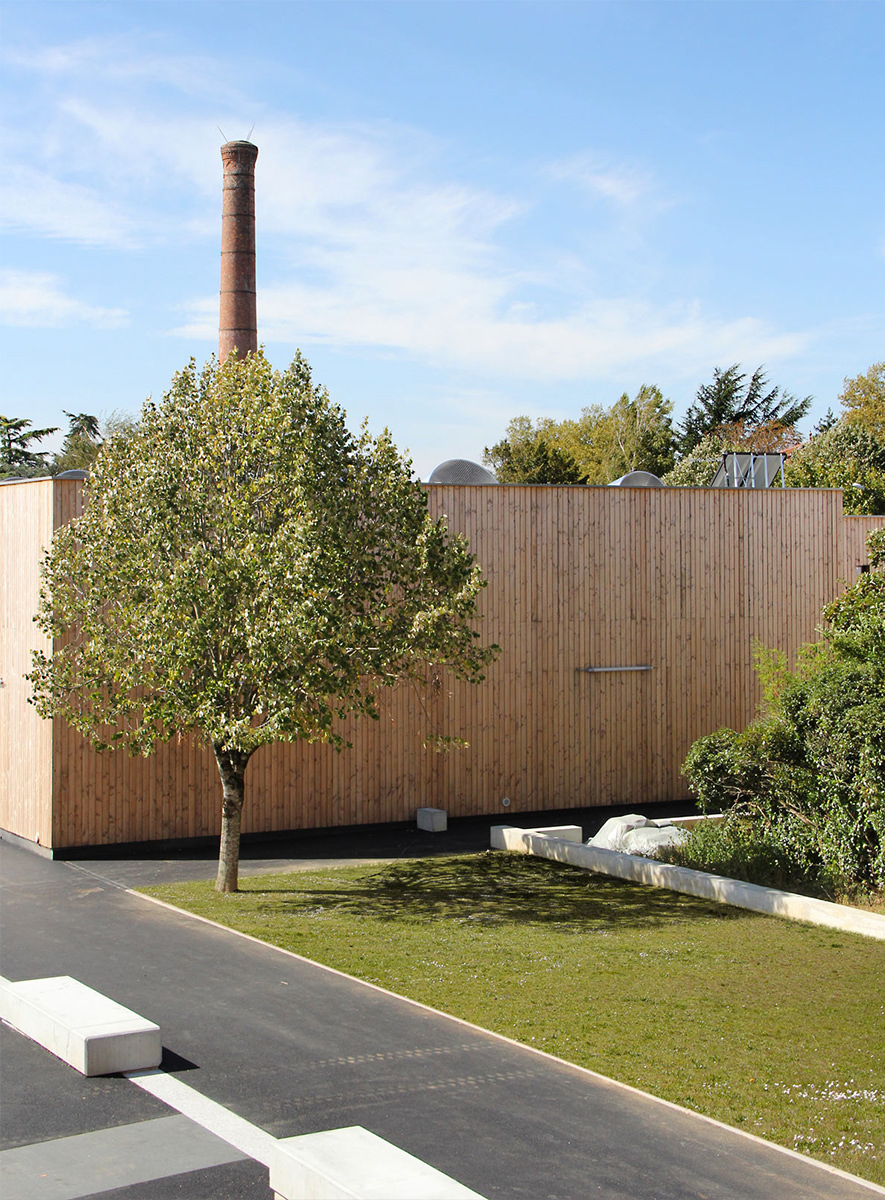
[492,824,885,939]
[0,1022,271,1200]
[0,1115,247,1200]
[81,1159,271,1199]
[0,1022,170,1151]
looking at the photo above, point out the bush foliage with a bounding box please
[680,530,885,893]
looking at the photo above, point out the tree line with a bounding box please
[0,410,137,479]
[483,361,885,514]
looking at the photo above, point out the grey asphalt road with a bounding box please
[1,831,880,1200]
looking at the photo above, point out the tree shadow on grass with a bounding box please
[239,852,751,930]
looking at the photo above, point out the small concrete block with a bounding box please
[0,975,161,1076]
[417,807,447,832]
[271,1126,486,1200]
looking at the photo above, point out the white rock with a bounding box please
[621,825,689,857]
[586,814,648,851]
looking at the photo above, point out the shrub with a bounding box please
[659,813,827,896]
[680,531,885,893]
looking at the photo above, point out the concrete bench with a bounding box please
[270,1125,486,1200]
[0,975,162,1076]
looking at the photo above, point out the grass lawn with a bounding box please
[143,851,885,1185]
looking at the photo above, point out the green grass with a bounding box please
[142,852,885,1185]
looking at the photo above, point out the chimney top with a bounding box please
[219,140,258,362]
[221,141,258,164]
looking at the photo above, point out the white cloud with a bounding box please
[0,269,128,327]
[164,114,812,384]
[6,36,237,101]
[0,165,137,246]
[545,152,656,207]
[3,33,811,386]
[264,289,807,381]
[177,277,806,385]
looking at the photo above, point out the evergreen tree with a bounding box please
[0,416,58,478]
[677,365,811,458]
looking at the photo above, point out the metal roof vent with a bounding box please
[429,459,498,484]
[608,470,665,487]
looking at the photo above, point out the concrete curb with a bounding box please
[491,825,885,941]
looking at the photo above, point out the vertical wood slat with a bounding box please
[3,479,883,852]
[1,479,54,848]
[843,514,885,581]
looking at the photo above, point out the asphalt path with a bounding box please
[1,829,881,1200]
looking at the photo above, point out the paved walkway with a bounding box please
[1,831,881,1200]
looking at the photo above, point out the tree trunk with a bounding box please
[214,746,251,893]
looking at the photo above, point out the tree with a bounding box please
[606,385,675,478]
[540,406,613,483]
[484,417,587,483]
[483,385,674,485]
[812,408,838,435]
[51,411,139,474]
[677,365,811,458]
[29,352,497,892]
[785,420,885,514]
[64,411,101,441]
[663,431,733,488]
[663,418,800,488]
[839,361,885,441]
[51,411,103,473]
[1,416,59,478]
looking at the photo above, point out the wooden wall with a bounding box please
[1,478,58,848]
[843,513,885,580]
[3,479,883,851]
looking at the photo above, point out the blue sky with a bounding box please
[1,0,882,479]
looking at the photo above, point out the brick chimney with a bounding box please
[219,140,258,362]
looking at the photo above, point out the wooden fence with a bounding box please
[2,476,883,852]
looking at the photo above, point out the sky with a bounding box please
[1,0,882,480]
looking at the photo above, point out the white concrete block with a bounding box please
[270,1126,486,1200]
[531,825,583,841]
[416,807,447,832]
[490,825,582,850]
[490,824,514,850]
[0,975,162,1076]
